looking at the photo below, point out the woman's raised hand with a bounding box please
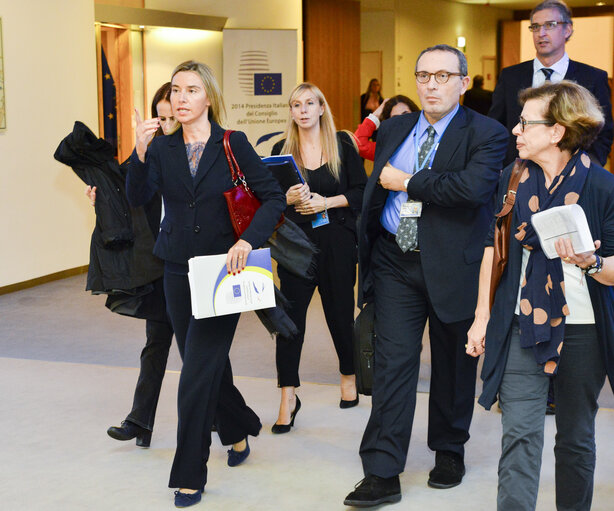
[135,109,160,162]
[373,98,389,120]
[286,183,310,206]
[85,185,96,207]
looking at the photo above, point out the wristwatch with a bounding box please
[403,177,410,190]
[582,254,603,276]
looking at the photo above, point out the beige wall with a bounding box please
[144,0,303,108]
[394,0,512,102]
[361,1,512,107]
[143,28,223,112]
[0,0,99,287]
[1,0,303,288]
[520,16,614,76]
[361,10,396,100]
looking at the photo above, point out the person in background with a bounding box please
[354,95,419,161]
[462,75,493,116]
[127,60,285,508]
[468,80,614,511]
[489,0,613,167]
[271,82,367,434]
[360,78,384,121]
[87,82,177,448]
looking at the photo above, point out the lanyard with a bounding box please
[413,128,439,173]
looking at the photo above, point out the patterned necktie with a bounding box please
[541,68,554,81]
[396,126,436,252]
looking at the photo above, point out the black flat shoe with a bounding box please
[340,396,359,409]
[427,451,465,489]
[272,395,301,434]
[174,488,203,508]
[344,474,401,507]
[107,420,152,447]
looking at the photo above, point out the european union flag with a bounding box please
[101,47,118,157]
[254,73,282,95]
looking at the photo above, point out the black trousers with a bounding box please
[359,235,478,478]
[125,317,174,430]
[276,222,356,387]
[164,271,261,490]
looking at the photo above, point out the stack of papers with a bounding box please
[531,204,594,259]
[188,248,276,319]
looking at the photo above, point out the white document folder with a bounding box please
[530,204,594,259]
[187,248,276,319]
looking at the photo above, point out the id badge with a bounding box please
[400,201,422,218]
[311,211,330,228]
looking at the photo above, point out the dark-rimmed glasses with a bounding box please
[415,71,464,84]
[528,21,568,32]
[518,116,554,132]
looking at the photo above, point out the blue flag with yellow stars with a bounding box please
[254,73,282,95]
[101,47,118,156]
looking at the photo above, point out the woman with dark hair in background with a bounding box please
[87,82,177,448]
[127,60,285,507]
[271,82,367,433]
[467,81,614,510]
[353,94,419,161]
[360,78,384,121]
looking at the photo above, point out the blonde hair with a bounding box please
[171,60,227,128]
[519,81,604,153]
[281,82,341,180]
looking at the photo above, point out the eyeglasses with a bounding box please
[528,20,568,32]
[518,116,554,132]
[415,71,464,84]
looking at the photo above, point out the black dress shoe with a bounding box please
[107,420,152,447]
[344,474,401,507]
[427,451,465,489]
[340,396,359,409]
[271,395,301,434]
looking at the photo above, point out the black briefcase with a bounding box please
[353,302,376,396]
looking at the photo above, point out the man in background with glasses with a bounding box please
[344,44,507,508]
[489,0,612,166]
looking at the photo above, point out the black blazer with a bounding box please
[488,59,613,166]
[358,106,509,323]
[126,122,286,265]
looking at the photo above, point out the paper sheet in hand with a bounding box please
[262,154,305,192]
[530,204,594,259]
[187,248,275,319]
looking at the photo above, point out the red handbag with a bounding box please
[222,130,283,239]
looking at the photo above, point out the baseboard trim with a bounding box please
[0,266,89,295]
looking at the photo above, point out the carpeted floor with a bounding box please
[2,274,614,510]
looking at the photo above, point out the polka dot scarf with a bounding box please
[513,151,590,374]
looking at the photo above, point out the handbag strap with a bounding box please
[222,130,245,185]
[495,158,526,219]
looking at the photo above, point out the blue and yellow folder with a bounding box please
[187,248,275,319]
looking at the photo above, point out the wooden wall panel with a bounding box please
[304,0,361,130]
[499,20,521,72]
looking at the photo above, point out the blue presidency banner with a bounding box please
[223,29,297,156]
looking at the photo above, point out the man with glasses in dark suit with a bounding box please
[343,44,508,508]
[489,0,613,166]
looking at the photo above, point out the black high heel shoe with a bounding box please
[271,395,301,434]
[107,420,152,447]
[340,395,359,409]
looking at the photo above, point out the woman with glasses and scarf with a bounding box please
[466,80,614,510]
